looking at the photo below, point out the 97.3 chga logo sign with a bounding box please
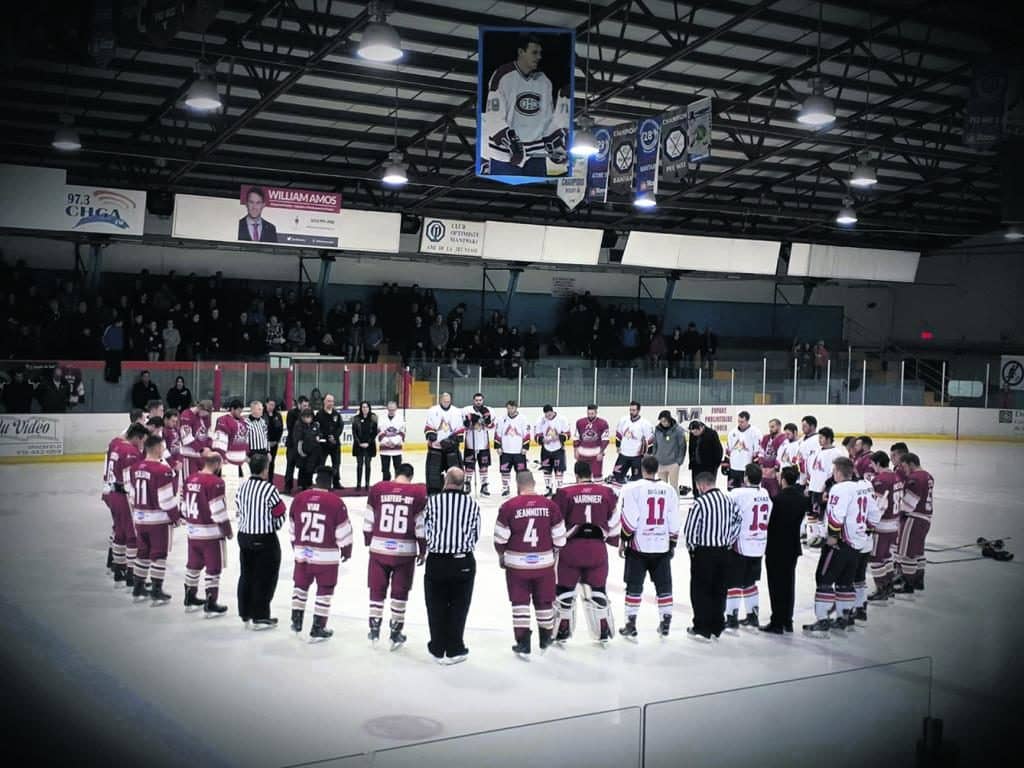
[65,189,137,230]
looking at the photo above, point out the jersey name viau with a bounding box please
[729,485,773,557]
[619,479,681,553]
[290,489,353,564]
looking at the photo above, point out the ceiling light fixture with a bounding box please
[850,151,878,187]
[569,0,598,158]
[797,4,835,128]
[836,197,858,225]
[1004,225,1024,241]
[52,114,81,151]
[634,192,657,209]
[382,149,408,185]
[358,1,403,63]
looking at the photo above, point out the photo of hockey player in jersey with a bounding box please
[477,28,574,181]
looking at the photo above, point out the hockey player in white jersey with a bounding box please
[777,422,801,470]
[852,471,882,622]
[725,463,773,629]
[423,392,464,495]
[723,410,762,490]
[534,404,570,497]
[493,400,532,497]
[481,33,568,178]
[803,456,872,636]
[806,427,845,545]
[462,392,494,496]
[618,456,682,638]
[796,415,820,487]
[612,401,654,489]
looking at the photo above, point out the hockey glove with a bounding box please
[558,434,567,445]
[425,431,438,443]
[544,128,568,164]
[615,438,622,450]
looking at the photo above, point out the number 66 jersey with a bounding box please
[364,481,429,564]
[728,485,773,557]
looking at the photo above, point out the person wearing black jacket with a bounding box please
[292,410,321,491]
[351,400,379,490]
[687,420,724,498]
[264,398,284,481]
[165,376,193,411]
[3,370,34,413]
[283,395,310,494]
[130,370,161,410]
[761,466,808,634]
[315,393,343,489]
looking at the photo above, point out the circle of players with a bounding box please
[99,395,932,651]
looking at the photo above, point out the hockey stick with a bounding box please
[925,536,1013,553]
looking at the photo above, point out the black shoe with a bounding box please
[184,586,206,611]
[447,650,469,665]
[480,484,490,497]
[854,606,868,622]
[252,617,279,630]
[513,632,532,657]
[725,612,740,631]
[310,616,334,641]
[739,610,759,628]
[389,621,407,650]
[759,623,784,634]
[538,628,554,650]
[619,617,638,639]
[291,610,304,634]
[686,627,712,642]
[915,575,925,592]
[150,580,171,606]
[368,617,382,643]
[204,597,227,618]
[784,622,794,633]
[132,579,149,602]
[802,619,831,636]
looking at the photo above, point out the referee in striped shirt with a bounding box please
[247,400,270,455]
[423,467,480,664]
[236,453,286,629]
[684,472,742,640]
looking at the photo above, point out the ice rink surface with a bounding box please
[2,441,1023,767]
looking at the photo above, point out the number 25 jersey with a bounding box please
[728,486,773,557]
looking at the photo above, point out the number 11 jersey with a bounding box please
[728,485,773,557]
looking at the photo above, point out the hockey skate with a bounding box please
[598,624,614,645]
[739,609,759,628]
[124,569,135,588]
[368,617,382,644]
[724,611,740,631]
[291,609,304,634]
[867,587,892,604]
[150,580,171,606]
[657,615,672,637]
[512,631,532,658]
[310,616,334,642]
[203,597,227,618]
[802,619,831,637]
[538,627,554,651]
[132,578,149,602]
[389,621,407,651]
[854,606,868,622]
[618,616,638,640]
[183,587,206,612]
[112,565,126,584]
[501,487,511,498]
[480,484,490,497]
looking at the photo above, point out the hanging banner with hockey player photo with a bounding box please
[634,116,662,196]
[586,125,613,203]
[476,27,575,185]
[687,96,712,161]
[557,156,589,210]
[608,122,638,198]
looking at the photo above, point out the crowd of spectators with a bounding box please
[792,340,829,379]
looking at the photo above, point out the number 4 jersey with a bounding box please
[364,481,428,562]
[494,495,567,570]
[290,489,354,564]
[728,486,773,557]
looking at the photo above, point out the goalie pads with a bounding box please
[580,584,614,641]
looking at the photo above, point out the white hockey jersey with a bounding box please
[778,438,801,470]
[826,479,872,551]
[797,434,819,486]
[462,405,493,451]
[534,414,570,452]
[726,425,763,469]
[424,404,463,450]
[619,478,681,553]
[855,478,882,553]
[378,412,406,456]
[494,412,531,455]
[729,485,773,557]
[808,445,844,493]
[482,63,563,165]
[616,416,654,458]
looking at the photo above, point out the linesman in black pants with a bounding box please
[423,467,481,665]
[235,453,286,629]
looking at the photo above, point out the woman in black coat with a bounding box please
[166,376,193,411]
[351,400,378,490]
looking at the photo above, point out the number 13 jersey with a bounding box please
[728,486,773,557]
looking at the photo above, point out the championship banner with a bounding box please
[419,217,486,257]
[964,62,1008,149]
[687,97,712,161]
[608,122,638,197]
[237,185,342,247]
[586,125,613,203]
[557,156,588,210]
[0,415,64,457]
[634,116,662,196]
[476,27,575,185]
[660,109,688,178]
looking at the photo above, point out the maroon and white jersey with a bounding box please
[901,469,934,521]
[377,412,406,456]
[179,408,212,458]
[573,416,610,459]
[213,413,249,465]
[103,437,142,494]
[129,458,179,526]
[825,480,871,550]
[758,433,788,470]
[554,482,620,545]
[729,485,773,557]
[462,405,493,451]
[364,481,428,560]
[180,472,231,540]
[290,488,354,564]
[494,495,566,570]
[163,425,183,469]
[870,470,904,532]
[854,451,874,481]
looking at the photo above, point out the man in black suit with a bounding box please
[687,420,723,498]
[761,465,808,634]
[237,187,278,243]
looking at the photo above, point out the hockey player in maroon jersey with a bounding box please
[853,436,875,480]
[365,463,428,649]
[889,442,910,478]
[163,408,183,474]
[290,467,354,641]
[573,404,610,481]
[895,453,933,594]
[756,418,787,499]
[179,452,233,617]
[866,451,904,603]
[103,422,148,585]
[214,398,250,514]
[179,399,213,480]
[494,471,567,657]
[552,461,620,645]
[129,434,180,605]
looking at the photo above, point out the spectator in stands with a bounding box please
[131,370,161,410]
[36,366,71,413]
[524,323,540,376]
[813,340,829,380]
[799,343,813,379]
[162,319,181,361]
[508,327,525,376]
[166,376,193,411]
[145,320,163,362]
[286,322,306,352]
[265,315,285,353]
[205,332,223,359]
[3,369,34,412]
[359,314,380,363]
[647,323,666,370]
[77,324,102,360]
[130,313,147,360]
[318,329,338,356]
[408,315,428,369]
[682,322,700,377]
[347,311,364,361]
[186,313,203,360]
[102,316,125,383]
[429,315,449,362]
[669,327,684,378]
[701,325,718,374]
